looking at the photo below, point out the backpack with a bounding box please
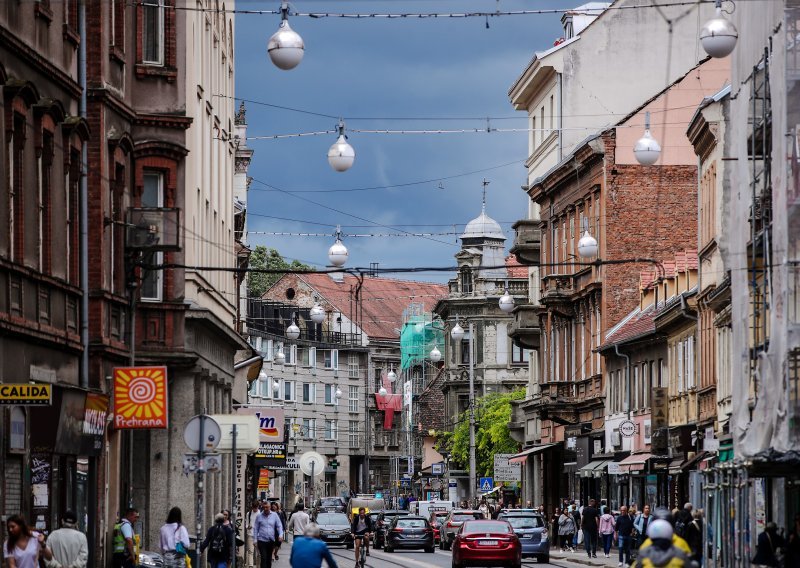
[673,519,687,538]
[209,527,226,555]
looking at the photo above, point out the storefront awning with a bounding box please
[509,443,559,464]
[579,460,610,478]
[617,452,652,473]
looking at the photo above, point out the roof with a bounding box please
[460,206,505,240]
[505,256,527,278]
[600,303,659,350]
[298,273,448,341]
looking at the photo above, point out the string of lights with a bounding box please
[247,231,463,238]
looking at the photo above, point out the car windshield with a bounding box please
[320,499,343,507]
[453,513,480,522]
[463,521,512,534]
[505,516,544,529]
[397,519,427,528]
[316,513,349,525]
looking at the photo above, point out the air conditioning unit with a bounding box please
[611,430,621,448]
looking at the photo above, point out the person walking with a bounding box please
[5,515,50,568]
[752,522,786,568]
[581,499,600,559]
[683,509,704,565]
[201,513,233,568]
[599,506,615,558]
[160,507,190,568]
[245,501,261,568]
[253,502,284,568]
[288,505,310,544]
[112,508,139,568]
[633,504,652,552]
[615,505,635,567]
[289,524,338,568]
[271,503,287,561]
[572,503,582,550]
[551,508,562,540]
[674,503,693,539]
[786,514,800,567]
[42,510,88,568]
[558,508,576,552]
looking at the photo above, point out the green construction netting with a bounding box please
[399,305,444,371]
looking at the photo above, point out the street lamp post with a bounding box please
[450,319,476,505]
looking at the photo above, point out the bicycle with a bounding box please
[352,533,370,567]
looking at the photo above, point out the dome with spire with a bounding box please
[460,206,506,241]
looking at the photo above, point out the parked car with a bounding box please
[451,520,521,568]
[439,510,484,550]
[497,511,550,563]
[313,496,347,518]
[138,551,164,568]
[374,509,411,549]
[316,512,354,548]
[384,515,436,553]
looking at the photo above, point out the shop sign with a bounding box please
[270,457,300,471]
[254,442,287,467]
[619,420,637,438]
[0,384,52,405]
[431,463,444,475]
[607,462,621,475]
[82,393,109,454]
[238,406,285,442]
[113,367,168,429]
[257,467,270,490]
[651,387,669,429]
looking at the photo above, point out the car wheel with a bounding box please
[346,543,353,550]
[385,545,393,553]
[452,560,462,568]
[444,538,452,551]
[425,547,435,553]
[539,554,549,564]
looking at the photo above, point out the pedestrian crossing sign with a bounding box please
[479,477,493,492]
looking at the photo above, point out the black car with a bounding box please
[384,516,435,553]
[316,512,354,548]
[374,509,411,549]
[313,496,347,517]
[439,510,484,550]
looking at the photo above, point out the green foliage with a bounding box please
[248,246,311,298]
[437,387,525,477]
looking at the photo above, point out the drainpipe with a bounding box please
[557,73,563,162]
[78,0,88,390]
[614,343,632,506]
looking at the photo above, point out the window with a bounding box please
[549,95,554,130]
[38,131,54,272]
[302,418,316,440]
[300,348,310,366]
[324,419,337,441]
[540,106,545,138]
[262,339,273,361]
[460,268,473,294]
[140,172,163,301]
[143,0,165,64]
[323,349,338,370]
[285,344,297,366]
[283,381,296,402]
[512,343,530,364]
[460,337,471,365]
[348,386,359,413]
[348,353,359,378]
[324,384,336,405]
[373,368,382,392]
[302,383,316,403]
[309,347,316,373]
[349,421,359,447]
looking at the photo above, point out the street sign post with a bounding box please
[479,477,494,493]
[493,454,521,482]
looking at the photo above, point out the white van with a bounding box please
[414,499,455,519]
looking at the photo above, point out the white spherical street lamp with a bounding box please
[328,226,349,267]
[700,0,738,58]
[335,387,342,400]
[310,304,326,324]
[429,346,442,363]
[578,230,599,259]
[499,287,514,313]
[327,120,355,172]
[634,111,661,166]
[267,3,304,70]
[274,348,286,366]
[450,321,465,342]
[387,370,397,383]
[286,321,300,341]
[378,386,388,396]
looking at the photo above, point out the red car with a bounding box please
[429,511,449,544]
[451,520,521,568]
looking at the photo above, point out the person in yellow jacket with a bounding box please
[633,519,697,567]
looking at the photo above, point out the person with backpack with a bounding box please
[683,510,704,565]
[200,513,233,568]
[160,507,190,568]
[674,503,693,539]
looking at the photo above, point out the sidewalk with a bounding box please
[550,548,634,567]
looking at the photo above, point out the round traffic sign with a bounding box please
[298,451,326,477]
[183,415,222,452]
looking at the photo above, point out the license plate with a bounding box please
[478,540,498,546]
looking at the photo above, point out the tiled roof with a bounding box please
[298,274,448,340]
[600,303,658,350]
[505,256,528,278]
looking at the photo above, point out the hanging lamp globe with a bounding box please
[634,129,661,166]
[267,5,304,71]
[310,304,326,324]
[387,370,397,383]
[451,322,465,342]
[499,289,515,313]
[285,322,300,340]
[429,346,442,363]
[378,386,388,396]
[327,121,355,172]
[700,3,738,58]
[274,349,286,365]
[577,230,599,258]
[335,387,342,399]
[328,237,349,267]
[273,378,280,392]
[258,368,269,382]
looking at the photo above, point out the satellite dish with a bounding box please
[183,415,222,452]
[299,451,326,477]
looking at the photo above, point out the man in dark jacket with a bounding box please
[581,499,600,559]
[674,503,693,538]
[683,510,704,564]
[201,513,233,568]
[615,505,635,566]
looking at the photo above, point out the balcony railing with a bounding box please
[508,304,541,350]
[510,220,542,266]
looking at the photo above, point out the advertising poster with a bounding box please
[113,367,168,429]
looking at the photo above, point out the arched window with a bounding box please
[460,267,473,294]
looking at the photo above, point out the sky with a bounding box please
[235,0,576,283]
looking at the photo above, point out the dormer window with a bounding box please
[460,267,473,294]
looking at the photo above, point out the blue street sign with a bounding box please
[479,477,493,492]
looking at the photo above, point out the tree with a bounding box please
[248,246,311,298]
[438,387,525,478]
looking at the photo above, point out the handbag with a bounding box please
[577,528,585,544]
[175,541,187,555]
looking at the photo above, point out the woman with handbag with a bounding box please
[160,507,191,568]
[558,509,576,552]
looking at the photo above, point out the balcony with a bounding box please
[510,220,542,266]
[541,274,575,308]
[508,304,541,350]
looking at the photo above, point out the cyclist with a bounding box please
[350,508,374,567]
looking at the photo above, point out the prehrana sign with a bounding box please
[493,454,521,482]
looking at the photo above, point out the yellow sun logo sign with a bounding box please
[113,367,168,429]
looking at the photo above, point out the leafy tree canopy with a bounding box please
[437,387,525,478]
[248,246,311,298]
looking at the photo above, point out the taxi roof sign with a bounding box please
[0,384,52,405]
